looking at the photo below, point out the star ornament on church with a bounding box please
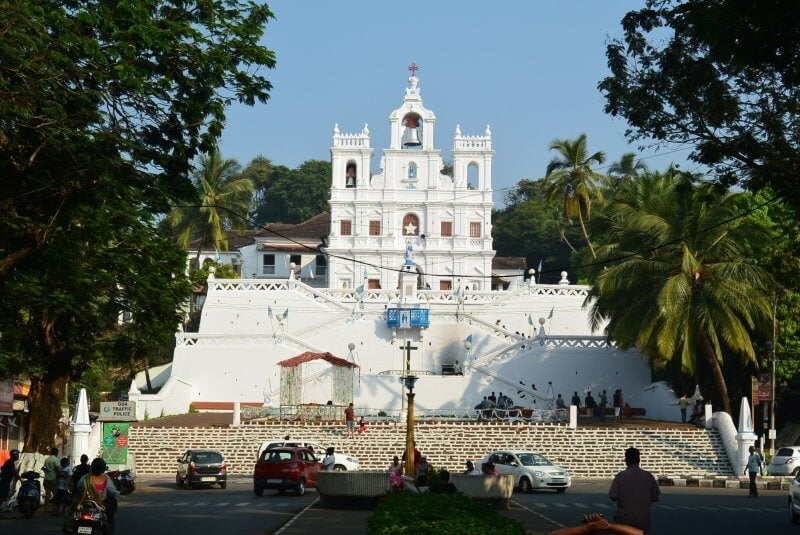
[404,221,417,235]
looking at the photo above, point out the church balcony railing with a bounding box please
[242,406,566,424]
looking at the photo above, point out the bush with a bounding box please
[367,492,525,535]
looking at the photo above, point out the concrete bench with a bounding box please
[451,474,515,508]
[316,471,389,505]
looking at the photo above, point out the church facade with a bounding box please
[133,72,661,421]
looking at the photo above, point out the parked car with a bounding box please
[769,446,800,477]
[257,439,359,471]
[790,473,800,524]
[477,450,571,493]
[176,449,227,489]
[253,447,321,496]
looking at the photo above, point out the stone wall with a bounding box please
[129,420,732,479]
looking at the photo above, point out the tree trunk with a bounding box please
[576,210,597,259]
[24,374,69,453]
[144,357,153,392]
[554,218,578,253]
[699,333,732,414]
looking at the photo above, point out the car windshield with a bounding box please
[263,450,294,462]
[776,448,796,457]
[193,452,223,464]
[517,453,553,467]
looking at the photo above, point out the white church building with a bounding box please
[133,72,672,421]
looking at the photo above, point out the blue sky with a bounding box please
[221,1,693,206]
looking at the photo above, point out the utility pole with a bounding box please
[770,291,778,454]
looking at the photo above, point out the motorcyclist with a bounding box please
[0,449,21,504]
[74,458,120,522]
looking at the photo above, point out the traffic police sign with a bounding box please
[99,401,137,421]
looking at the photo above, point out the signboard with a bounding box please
[0,378,13,416]
[99,401,137,421]
[751,373,771,405]
[101,422,130,464]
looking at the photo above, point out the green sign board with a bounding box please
[101,422,130,464]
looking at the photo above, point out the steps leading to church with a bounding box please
[128,420,733,478]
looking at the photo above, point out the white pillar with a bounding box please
[70,388,92,465]
[735,397,757,475]
[569,405,578,430]
[128,380,143,421]
[232,402,241,427]
[704,403,713,429]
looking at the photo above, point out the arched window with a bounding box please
[402,214,419,236]
[467,162,479,190]
[345,161,357,188]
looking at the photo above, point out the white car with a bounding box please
[790,473,800,524]
[769,446,800,477]
[478,450,571,493]
[257,439,360,471]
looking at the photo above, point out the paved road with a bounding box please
[0,478,794,534]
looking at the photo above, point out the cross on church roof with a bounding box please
[408,63,419,77]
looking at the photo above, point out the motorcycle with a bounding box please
[107,469,135,495]
[67,499,110,535]
[16,470,41,518]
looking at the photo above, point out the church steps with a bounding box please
[128,420,733,478]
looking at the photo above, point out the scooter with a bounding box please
[16,470,41,518]
[107,469,135,495]
[68,499,110,535]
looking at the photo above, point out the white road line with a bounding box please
[235,502,250,507]
[740,507,759,512]
[592,503,611,509]
[173,501,189,506]
[699,506,716,510]
[553,503,569,508]
[214,502,229,507]
[573,502,590,508]
[195,501,209,506]
[274,497,318,535]
[657,505,674,509]
[675,505,695,510]
[511,500,564,529]
[720,506,738,511]
[533,502,549,508]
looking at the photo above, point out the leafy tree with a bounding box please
[0,0,275,451]
[254,160,331,225]
[543,134,607,259]
[587,172,775,413]
[167,147,253,256]
[493,179,583,283]
[599,0,800,208]
[240,156,273,218]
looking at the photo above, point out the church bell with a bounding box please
[402,127,421,148]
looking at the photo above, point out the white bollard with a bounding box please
[569,405,578,429]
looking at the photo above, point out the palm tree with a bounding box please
[606,152,648,189]
[168,148,253,259]
[586,171,774,413]
[543,134,606,259]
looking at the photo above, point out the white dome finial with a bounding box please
[333,123,340,135]
[485,124,492,137]
[455,124,462,137]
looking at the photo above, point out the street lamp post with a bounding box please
[770,292,778,454]
[401,340,418,477]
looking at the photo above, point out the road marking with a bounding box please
[511,500,564,529]
[553,502,569,508]
[533,502,549,508]
[573,502,590,508]
[657,505,674,509]
[195,501,209,506]
[675,505,695,510]
[235,502,250,507]
[740,507,759,512]
[698,506,716,510]
[214,502,229,506]
[720,506,738,511]
[173,501,189,506]
[274,497,318,535]
[592,503,611,509]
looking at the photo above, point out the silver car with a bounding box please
[790,473,800,524]
[769,446,800,476]
[478,450,571,493]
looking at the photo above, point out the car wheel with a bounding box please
[334,464,346,472]
[296,478,305,496]
[254,485,264,497]
[556,487,567,494]
[519,477,532,493]
[220,482,226,489]
[792,467,800,476]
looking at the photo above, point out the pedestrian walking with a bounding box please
[609,447,660,534]
[745,446,763,497]
[344,402,355,438]
[42,447,59,513]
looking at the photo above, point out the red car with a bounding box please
[253,447,321,496]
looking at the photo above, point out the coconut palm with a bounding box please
[167,148,253,258]
[586,171,774,413]
[543,134,606,259]
[606,152,649,189]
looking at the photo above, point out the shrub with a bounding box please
[367,492,525,535]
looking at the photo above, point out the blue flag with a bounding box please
[267,306,273,318]
[283,308,289,319]
[465,334,473,344]
[537,259,543,273]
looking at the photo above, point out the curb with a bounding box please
[657,475,794,490]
